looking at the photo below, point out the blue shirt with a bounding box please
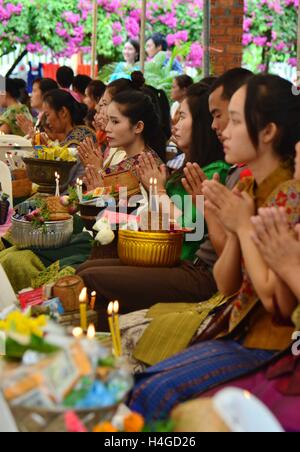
[109,62,141,82]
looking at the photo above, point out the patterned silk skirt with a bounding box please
[128,339,274,422]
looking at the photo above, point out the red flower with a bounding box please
[275,191,287,206]
[286,207,292,216]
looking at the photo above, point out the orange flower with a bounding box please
[124,412,145,433]
[93,422,118,433]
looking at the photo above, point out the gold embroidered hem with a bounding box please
[133,293,230,366]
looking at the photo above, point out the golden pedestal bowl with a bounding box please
[23,158,76,194]
[118,229,184,267]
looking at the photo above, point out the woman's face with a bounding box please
[294,142,300,180]
[146,39,160,59]
[31,83,43,110]
[105,101,143,149]
[171,80,185,102]
[0,93,7,108]
[173,99,192,156]
[123,42,137,65]
[94,89,112,131]
[222,86,257,165]
[43,102,70,134]
[84,88,96,111]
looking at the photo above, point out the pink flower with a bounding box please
[186,42,203,68]
[112,35,123,47]
[63,12,80,25]
[167,30,189,47]
[112,21,122,33]
[288,58,297,67]
[125,17,139,39]
[26,43,43,53]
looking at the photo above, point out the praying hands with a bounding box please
[251,207,300,278]
[83,165,103,192]
[78,137,103,170]
[182,162,208,199]
[16,114,34,137]
[202,179,255,234]
[137,153,168,192]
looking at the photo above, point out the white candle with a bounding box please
[76,178,80,201]
[79,179,83,203]
[87,324,96,340]
[55,173,60,197]
[90,291,97,311]
[149,177,153,213]
[153,178,159,213]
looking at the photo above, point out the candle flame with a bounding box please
[150,177,153,185]
[87,324,96,339]
[243,390,252,400]
[91,291,96,297]
[79,287,87,303]
[72,327,83,338]
[113,300,119,315]
[107,301,114,316]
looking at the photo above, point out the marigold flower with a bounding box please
[124,412,145,433]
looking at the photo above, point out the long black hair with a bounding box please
[107,72,170,154]
[245,74,300,163]
[112,90,167,161]
[186,82,225,167]
[43,89,87,126]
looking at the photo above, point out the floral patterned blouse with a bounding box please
[104,148,163,178]
[60,125,97,147]
[0,104,32,136]
[226,163,300,351]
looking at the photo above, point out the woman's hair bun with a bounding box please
[131,71,145,90]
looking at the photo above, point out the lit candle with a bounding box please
[35,128,41,146]
[79,287,88,331]
[55,172,60,197]
[76,178,80,199]
[107,301,119,357]
[149,177,153,213]
[78,179,83,203]
[72,327,83,338]
[113,300,122,357]
[153,178,159,213]
[90,291,97,311]
[87,323,96,340]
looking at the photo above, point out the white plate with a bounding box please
[213,387,284,432]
